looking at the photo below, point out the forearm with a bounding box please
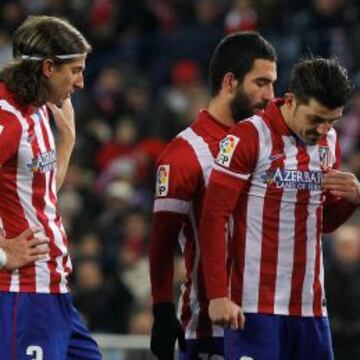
[56,136,75,191]
[150,212,185,303]
[323,198,357,233]
[200,171,245,299]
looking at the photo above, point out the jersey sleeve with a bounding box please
[323,136,357,233]
[0,111,22,166]
[200,122,259,299]
[213,121,259,184]
[150,137,202,304]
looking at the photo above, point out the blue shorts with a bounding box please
[179,337,224,360]
[225,313,333,360]
[0,292,102,360]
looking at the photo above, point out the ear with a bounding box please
[284,92,295,107]
[42,58,55,78]
[222,72,238,95]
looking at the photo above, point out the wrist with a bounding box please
[0,248,8,269]
[153,302,176,318]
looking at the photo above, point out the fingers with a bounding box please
[17,227,41,240]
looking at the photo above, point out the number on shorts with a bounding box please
[198,354,224,360]
[26,345,43,360]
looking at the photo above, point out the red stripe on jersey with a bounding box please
[231,185,250,305]
[39,115,61,293]
[0,144,25,290]
[18,117,38,292]
[289,144,310,316]
[313,204,323,316]
[258,132,285,313]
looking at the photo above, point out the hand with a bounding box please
[150,302,186,360]
[323,170,360,205]
[209,297,245,330]
[47,98,75,144]
[0,228,50,270]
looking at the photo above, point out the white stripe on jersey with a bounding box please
[242,116,272,313]
[0,100,32,291]
[154,198,190,214]
[177,126,224,338]
[36,110,68,293]
[178,128,213,186]
[31,111,52,292]
[273,136,297,314]
[213,163,250,180]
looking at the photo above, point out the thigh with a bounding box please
[224,313,281,360]
[179,337,224,360]
[67,301,102,360]
[0,292,71,360]
[289,316,334,360]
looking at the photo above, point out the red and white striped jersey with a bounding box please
[201,99,355,317]
[150,110,231,339]
[0,83,71,293]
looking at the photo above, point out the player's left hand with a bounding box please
[323,170,360,205]
[47,98,75,144]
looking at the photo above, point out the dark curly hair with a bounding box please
[0,15,92,106]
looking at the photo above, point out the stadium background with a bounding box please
[1,0,360,359]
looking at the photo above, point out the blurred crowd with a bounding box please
[1,0,360,358]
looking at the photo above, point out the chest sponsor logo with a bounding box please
[215,135,240,168]
[262,168,323,190]
[27,149,56,173]
[156,164,170,197]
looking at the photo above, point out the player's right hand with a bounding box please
[0,227,50,270]
[209,297,245,330]
[150,302,186,360]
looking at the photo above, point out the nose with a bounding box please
[74,73,84,90]
[317,122,332,136]
[263,84,274,102]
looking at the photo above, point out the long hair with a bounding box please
[0,15,92,106]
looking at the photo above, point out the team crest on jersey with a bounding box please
[261,168,323,190]
[215,135,240,168]
[27,150,56,173]
[156,164,170,197]
[319,146,332,171]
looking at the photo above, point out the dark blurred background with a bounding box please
[1,1,360,358]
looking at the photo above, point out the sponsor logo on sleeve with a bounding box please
[156,164,170,197]
[215,135,240,168]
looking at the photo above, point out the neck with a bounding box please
[207,96,236,127]
[279,103,292,130]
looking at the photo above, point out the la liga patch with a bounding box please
[156,164,170,197]
[215,135,240,168]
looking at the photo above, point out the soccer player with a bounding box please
[0,16,102,359]
[200,57,358,360]
[150,32,277,360]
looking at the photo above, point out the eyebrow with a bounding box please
[309,114,341,123]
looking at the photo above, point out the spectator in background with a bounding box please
[326,224,360,360]
[73,257,134,334]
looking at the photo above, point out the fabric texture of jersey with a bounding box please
[150,110,231,339]
[0,83,70,293]
[0,292,102,360]
[225,313,333,360]
[202,99,355,317]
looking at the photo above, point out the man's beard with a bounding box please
[230,87,268,121]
